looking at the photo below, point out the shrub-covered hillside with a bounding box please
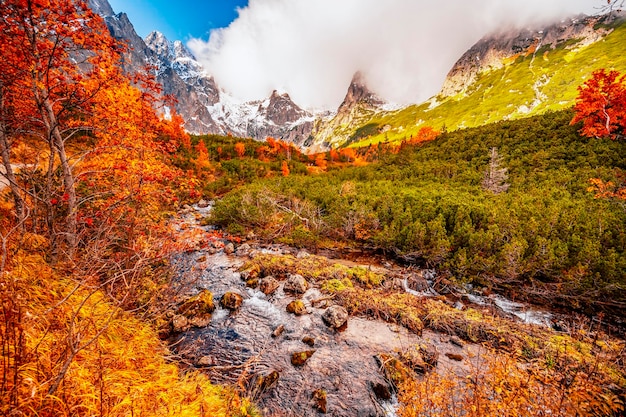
[211,110,626,315]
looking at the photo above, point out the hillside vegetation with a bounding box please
[345,17,626,148]
[210,110,626,315]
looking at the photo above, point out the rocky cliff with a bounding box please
[440,14,613,97]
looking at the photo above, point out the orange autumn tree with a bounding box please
[281,160,290,176]
[0,0,123,252]
[234,142,246,158]
[571,68,626,140]
[572,69,626,201]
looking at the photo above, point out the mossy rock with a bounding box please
[240,264,261,281]
[177,290,215,319]
[291,350,315,366]
[286,300,307,316]
[221,292,244,310]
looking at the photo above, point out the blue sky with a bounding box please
[108,0,248,41]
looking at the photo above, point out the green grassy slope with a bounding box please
[346,19,626,148]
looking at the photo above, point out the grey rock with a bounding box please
[284,274,308,294]
[322,305,349,329]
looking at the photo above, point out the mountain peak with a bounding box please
[342,71,384,110]
[88,0,115,17]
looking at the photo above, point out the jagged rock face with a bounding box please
[309,72,386,150]
[88,0,221,134]
[441,14,612,97]
[144,31,222,134]
[88,0,318,142]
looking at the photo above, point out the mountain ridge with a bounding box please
[89,0,625,149]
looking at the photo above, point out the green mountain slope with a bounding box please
[344,16,626,148]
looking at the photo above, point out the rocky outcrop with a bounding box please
[440,14,614,97]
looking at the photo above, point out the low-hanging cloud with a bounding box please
[188,0,597,110]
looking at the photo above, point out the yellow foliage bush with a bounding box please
[1,252,256,417]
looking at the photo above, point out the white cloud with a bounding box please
[188,0,598,110]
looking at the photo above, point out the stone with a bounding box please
[188,316,211,328]
[312,389,327,413]
[240,264,261,281]
[322,305,349,329]
[176,290,215,327]
[224,242,235,255]
[251,370,280,394]
[171,314,189,333]
[272,324,285,338]
[196,255,206,263]
[371,382,392,401]
[450,336,464,347]
[197,199,210,208]
[259,276,280,295]
[296,250,310,259]
[399,347,429,374]
[286,300,307,316]
[302,336,315,347]
[221,292,243,310]
[284,274,308,294]
[236,243,251,256]
[246,278,259,288]
[291,350,315,366]
[445,352,464,361]
[196,355,216,366]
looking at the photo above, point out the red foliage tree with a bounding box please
[571,69,626,140]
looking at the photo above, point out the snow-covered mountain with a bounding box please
[88,0,382,146]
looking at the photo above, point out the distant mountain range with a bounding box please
[88,0,626,149]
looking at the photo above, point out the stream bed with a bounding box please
[167,204,569,416]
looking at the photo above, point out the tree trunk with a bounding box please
[0,85,26,225]
[40,95,78,254]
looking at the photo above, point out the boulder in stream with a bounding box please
[284,274,308,294]
[322,305,349,329]
[176,290,215,328]
[259,276,280,295]
[286,300,307,316]
[224,242,235,255]
[291,350,315,366]
[221,292,244,310]
[171,314,189,333]
[236,243,251,257]
[302,336,315,347]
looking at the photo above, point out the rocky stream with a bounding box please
[164,203,589,417]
